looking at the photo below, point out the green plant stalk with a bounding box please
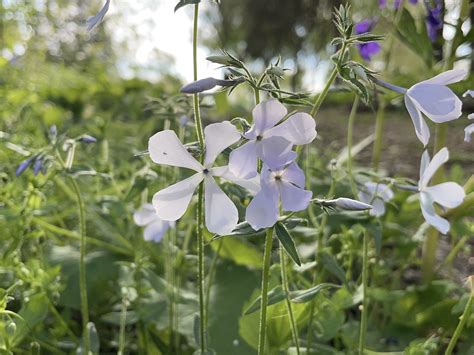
[68,177,90,354]
[118,293,127,355]
[205,238,223,327]
[358,230,369,354]
[347,96,360,198]
[192,4,206,351]
[422,227,438,282]
[165,230,175,353]
[371,4,404,170]
[445,284,473,355]
[258,228,274,355]
[279,246,300,354]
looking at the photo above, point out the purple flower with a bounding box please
[379,0,387,9]
[33,157,43,176]
[393,0,402,8]
[425,0,443,42]
[16,157,34,177]
[78,135,97,143]
[354,19,381,61]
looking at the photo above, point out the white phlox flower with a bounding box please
[149,121,251,235]
[358,182,394,217]
[418,147,465,234]
[133,204,174,242]
[229,99,317,179]
[245,149,312,230]
[404,69,467,146]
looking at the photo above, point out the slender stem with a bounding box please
[422,227,438,282]
[279,246,300,354]
[445,279,473,355]
[205,238,223,326]
[68,177,90,354]
[258,228,274,355]
[347,96,360,198]
[358,230,369,355]
[166,230,175,353]
[192,4,206,351]
[118,293,127,355]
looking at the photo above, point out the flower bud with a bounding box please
[321,197,372,211]
[181,77,218,94]
[33,157,43,176]
[16,157,34,177]
[78,135,97,144]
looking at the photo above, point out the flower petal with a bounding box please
[404,95,430,146]
[464,123,474,143]
[228,141,258,179]
[245,189,279,230]
[217,167,261,196]
[204,177,238,235]
[425,182,465,209]
[420,192,450,234]
[258,136,296,170]
[248,99,287,136]
[422,69,468,86]
[420,150,430,181]
[370,198,386,217]
[281,161,305,188]
[149,130,203,171]
[266,112,317,145]
[408,84,462,123]
[420,147,449,187]
[133,204,157,226]
[152,173,203,221]
[279,181,312,212]
[143,220,170,242]
[204,121,241,166]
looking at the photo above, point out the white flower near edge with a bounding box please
[404,69,467,146]
[133,204,174,242]
[246,155,312,231]
[358,182,394,217]
[418,147,465,234]
[149,121,247,235]
[229,99,317,179]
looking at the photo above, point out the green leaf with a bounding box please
[274,223,301,266]
[290,283,341,303]
[174,0,200,12]
[244,286,287,315]
[208,232,263,269]
[12,293,49,346]
[319,251,347,286]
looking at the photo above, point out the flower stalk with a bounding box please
[358,230,369,354]
[258,228,274,355]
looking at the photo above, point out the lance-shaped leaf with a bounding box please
[174,0,201,12]
[319,251,347,286]
[289,283,341,303]
[274,222,301,266]
[243,286,287,315]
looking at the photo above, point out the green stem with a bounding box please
[279,246,300,354]
[68,177,90,354]
[371,101,386,171]
[445,281,473,355]
[205,238,223,327]
[358,230,369,354]
[347,96,360,198]
[422,227,438,282]
[118,293,127,355]
[192,4,206,351]
[258,228,274,355]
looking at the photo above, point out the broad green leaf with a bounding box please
[207,232,262,268]
[244,286,287,315]
[319,251,347,286]
[274,223,301,266]
[290,283,340,303]
[12,293,49,346]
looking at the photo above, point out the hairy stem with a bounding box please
[258,228,274,355]
[358,230,369,354]
[347,96,360,198]
[280,246,300,354]
[69,177,90,354]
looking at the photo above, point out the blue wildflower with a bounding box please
[354,19,381,61]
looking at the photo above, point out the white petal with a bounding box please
[245,189,279,230]
[408,84,462,123]
[143,220,170,242]
[228,141,258,179]
[464,123,474,143]
[425,182,465,209]
[133,204,157,226]
[258,136,296,170]
[281,161,305,188]
[420,192,450,234]
[279,181,312,212]
[422,69,468,86]
[248,99,287,136]
[420,147,449,187]
[468,113,474,120]
[86,0,110,31]
[370,198,386,217]
[204,177,238,235]
[266,112,317,145]
[218,167,261,196]
[404,95,430,146]
[420,150,430,181]
[463,90,474,98]
[204,121,241,166]
[152,173,203,221]
[149,130,203,171]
